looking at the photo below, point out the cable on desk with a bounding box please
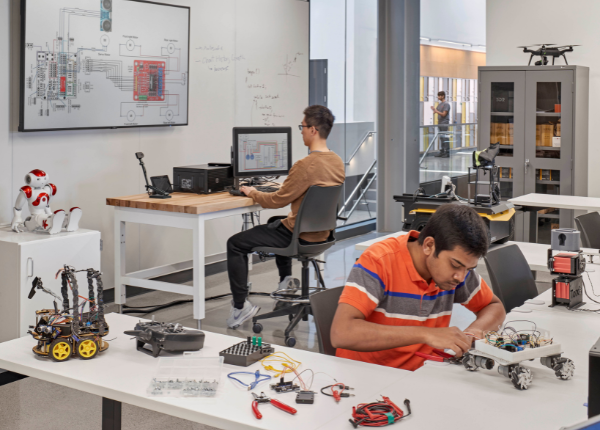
[349,396,411,428]
[227,370,271,391]
[321,383,354,402]
[259,352,301,378]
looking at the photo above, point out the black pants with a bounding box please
[227,216,293,307]
[439,124,449,153]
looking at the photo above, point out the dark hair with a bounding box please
[418,204,489,257]
[303,105,335,139]
[437,91,446,98]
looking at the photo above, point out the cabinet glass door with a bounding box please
[525,70,574,242]
[479,71,526,201]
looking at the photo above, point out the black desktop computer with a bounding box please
[231,126,292,189]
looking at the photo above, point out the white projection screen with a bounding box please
[19,0,190,131]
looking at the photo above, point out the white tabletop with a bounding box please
[509,193,600,211]
[0,313,410,430]
[324,300,600,430]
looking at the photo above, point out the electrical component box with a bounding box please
[219,338,274,367]
[295,391,315,404]
[173,164,234,194]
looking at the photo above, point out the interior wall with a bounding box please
[421,0,485,48]
[420,45,485,79]
[2,0,308,289]
[486,0,595,196]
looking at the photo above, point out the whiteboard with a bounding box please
[19,0,190,131]
[192,0,309,163]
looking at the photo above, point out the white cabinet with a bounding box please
[0,228,100,342]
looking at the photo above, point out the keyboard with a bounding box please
[229,185,280,197]
[255,186,280,193]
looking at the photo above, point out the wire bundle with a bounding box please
[259,352,301,378]
[484,320,552,351]
[349,397,411,428]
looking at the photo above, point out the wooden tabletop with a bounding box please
[106,192,259,214]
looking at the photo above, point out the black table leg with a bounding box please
[0,371,27,386]
[102,397,122,430]
[529,210,538,243]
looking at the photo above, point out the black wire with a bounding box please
[121,292,272,315]
[585,272,600,305]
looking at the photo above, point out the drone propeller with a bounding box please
[551,45,581,49]
[517,44,556,48]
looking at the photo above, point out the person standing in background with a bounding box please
[431,91,451,158]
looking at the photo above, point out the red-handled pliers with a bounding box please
[251,392,297,419]
[415,349,462,364]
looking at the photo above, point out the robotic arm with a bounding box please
[11,190,28,233]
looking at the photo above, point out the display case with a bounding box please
[478,66,589,242]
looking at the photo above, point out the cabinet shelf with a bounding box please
[491,112,514,116]
[536,112,561,117]
[535,146,560,151]
[538,213,560,219]
[499,178,513,182]
[536,180,561,185]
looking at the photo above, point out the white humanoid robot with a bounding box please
[11,169,82,235]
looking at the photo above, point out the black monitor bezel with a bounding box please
[232,127,293,178]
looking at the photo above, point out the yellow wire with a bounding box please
[259,352,301,378]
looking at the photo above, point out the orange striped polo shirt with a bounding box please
[336,230,493,371]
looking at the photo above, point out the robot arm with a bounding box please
[11,189,29,233]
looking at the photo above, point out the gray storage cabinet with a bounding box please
[478,66,589,241]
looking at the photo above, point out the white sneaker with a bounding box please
[277,276,300,292]
[226,300,260,329]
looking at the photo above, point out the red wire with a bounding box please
[331,383,345,402]
[351,396,404,427]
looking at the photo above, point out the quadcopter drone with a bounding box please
[519,44,580,66]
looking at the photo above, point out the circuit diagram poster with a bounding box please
[20,0,189,131]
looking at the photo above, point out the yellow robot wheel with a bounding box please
[76,338,98,360]
[49,339,71,362]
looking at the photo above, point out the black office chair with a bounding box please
[484,244,539,313]
[251,185,343,347]
[575,212,600,248]
[309,286,344,356]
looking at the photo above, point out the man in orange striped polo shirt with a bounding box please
[330,204,506,371]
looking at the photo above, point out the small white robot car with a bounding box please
[11,169,82,235]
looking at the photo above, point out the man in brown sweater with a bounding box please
[226,105,345,329]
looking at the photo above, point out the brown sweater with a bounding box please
[249,151,345,242]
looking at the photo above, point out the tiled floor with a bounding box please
[0,230,551,429]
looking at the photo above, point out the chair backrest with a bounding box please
[575,212,600,248]
[295,185,343,235]
[484,244,538,313]
[309,286,344,356]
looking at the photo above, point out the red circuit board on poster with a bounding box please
[133,60,165,101]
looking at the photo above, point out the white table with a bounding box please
[509,193,600,243]
[354,230,408,252]
[108,193,263,328]
[324,296,600,430]
[509,193,600,212]
[0,313,410,430]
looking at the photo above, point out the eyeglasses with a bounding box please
[298,125,319,131]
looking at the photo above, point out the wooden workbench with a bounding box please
[106,191,262,327]
[106,191,257,214]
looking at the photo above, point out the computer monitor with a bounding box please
[232,127,292,178]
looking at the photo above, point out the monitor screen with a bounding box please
[232,127,292,178]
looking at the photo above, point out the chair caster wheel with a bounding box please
[285,337,296,348]
[252,323,263,334]
[288,313,294,322]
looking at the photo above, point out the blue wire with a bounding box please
[227,370,271,390]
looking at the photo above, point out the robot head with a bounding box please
[25,169,49,187]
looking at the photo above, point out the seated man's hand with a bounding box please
[423,327,472,357]
[240,186,256,196]
[464,327,484,342]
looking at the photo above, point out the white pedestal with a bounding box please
[0,228,101,342]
